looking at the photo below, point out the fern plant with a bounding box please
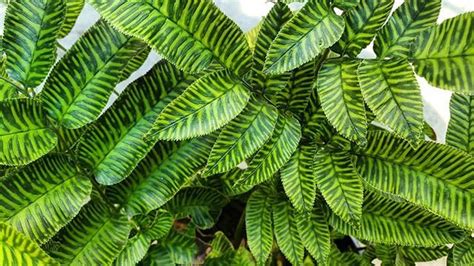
[0,0,473,265]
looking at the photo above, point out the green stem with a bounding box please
[233,209,246,247]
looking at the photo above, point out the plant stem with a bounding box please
[233,208,246,247]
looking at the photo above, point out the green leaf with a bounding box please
[296,208,331,265]
[78,61,192,185]
[327,246,362,266]
[113,234,149,266]
[109,135,216,216]
[453,237,474,265]
[3,0,65,89]
[410,12,474,94]
[333,0,360,10]
[273,201,304,265]
[42,20,148,129]
[314,150,363,226]
[161,228,198,265]
[398,245,449,263]
[0,56,20,100]
[317,59,367,145]
[53,126,84,152]
[239,114,301,187]
[246,189,273,266]
[0,222,58,265]
[204,97,278,176]
[250,2,292,92]
[374,0,441,58]
[329,191,467,247]
[143,210,174,241]
[58,0,85,38]
[90,0,251,75]
[47,200,131,265]
[0,156,91,244]
[447,93,474,154]
[264,0,344,74]
[148,70,250,141]
[280,144,317,213]
[333,0,394,57]
[207,231,234,258]
[0,99,57,166]
[355,131,474,230]
[358,59,424,147]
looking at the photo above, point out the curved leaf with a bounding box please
[42,20,148,128]
[47,200,131,265]
[329,191,467,247]
[317,59,367,145]
[0,223,58,265]
[78,61,192,185]
[264,0,344,74]
[374,0,441,58]
[113,234,149,266]
[239,114,301,187]
[296,208,331,265]
[90,0,251,75]
[280,144,317,213]
[58,0,85,38]
[334,0,360,10]
[204,97,278,176]
[141,245,174,265]
[143,210,174,241]
[410,12,474,94]
[3,0,65,88]
[0,156,91,244]
[327,246,362,266]
[0,99,57,166]
[355,131,474,230]
[149,70,250,141]
[398,245,449,263]
[333,0,394,57]
[315,150,363,226]
[246,189,273,266]
[358,59,423,147]
[0,57,20,100]
[453,237,474,265]
[447,93,474,154]
[273,201,304,265]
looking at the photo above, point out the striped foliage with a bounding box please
[143,210,174,241]
[145,228,198,265]
[333,0,394,57]
[245,22,262,53]
[355,131,474,230]
[410,12,474,94]
[397,245,449,264]
[0,156,91,244]
[275,59,316,116]
[0,99,57,166]
[273,201,304,265]
[0,223,58,266]
[47,200,131,265]
[447,93,474,154]
[204,97,278,176]
[0,57,19,100]
[264,0,344,74]
[250,2,292,93]
[453,237,474,265]
[141,245,174,265]
[149,70,250,141]
[374,0,441,58]
[239,114,301,187]
[334,0,360,10]
[108,135,216,216]
[53,126,85,152]
[58,0,85,38]
[113,234,149,266]
[90,0,251,75]
[42,20,148,129]
[314,150,363,226]
[327,246,362,266]
[296,208,331,265]
[246,189,273,266]
[358,59,424,147]
[3,0,65,89]
[329,191,466,247]
[317,59,367,145]
[280,144,317,213]
[78,61,192,185]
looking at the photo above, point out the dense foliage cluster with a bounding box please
[0,0,472,265]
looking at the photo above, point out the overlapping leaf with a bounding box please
[317,59,367,145]
[296,208,331,265]
[355,131,474,230]
[90,0,251,75]
[333,0,394,57]
[3,0,65,89]
[446,93,474,154]
[58,0,85,38]
[264,0,344,74]
[410,12,474,94]
[113,234,149,266]
[453,237,474,265]
[358,59,423,147]
[374,0,441,58]
[149,70,250,141]
[42,20,148,128]
[272,201,304,265]
[78,61,192,185]
[0,99,57,165]
[204,97,278,176]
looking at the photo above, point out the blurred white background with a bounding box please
[0,1,472,264]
